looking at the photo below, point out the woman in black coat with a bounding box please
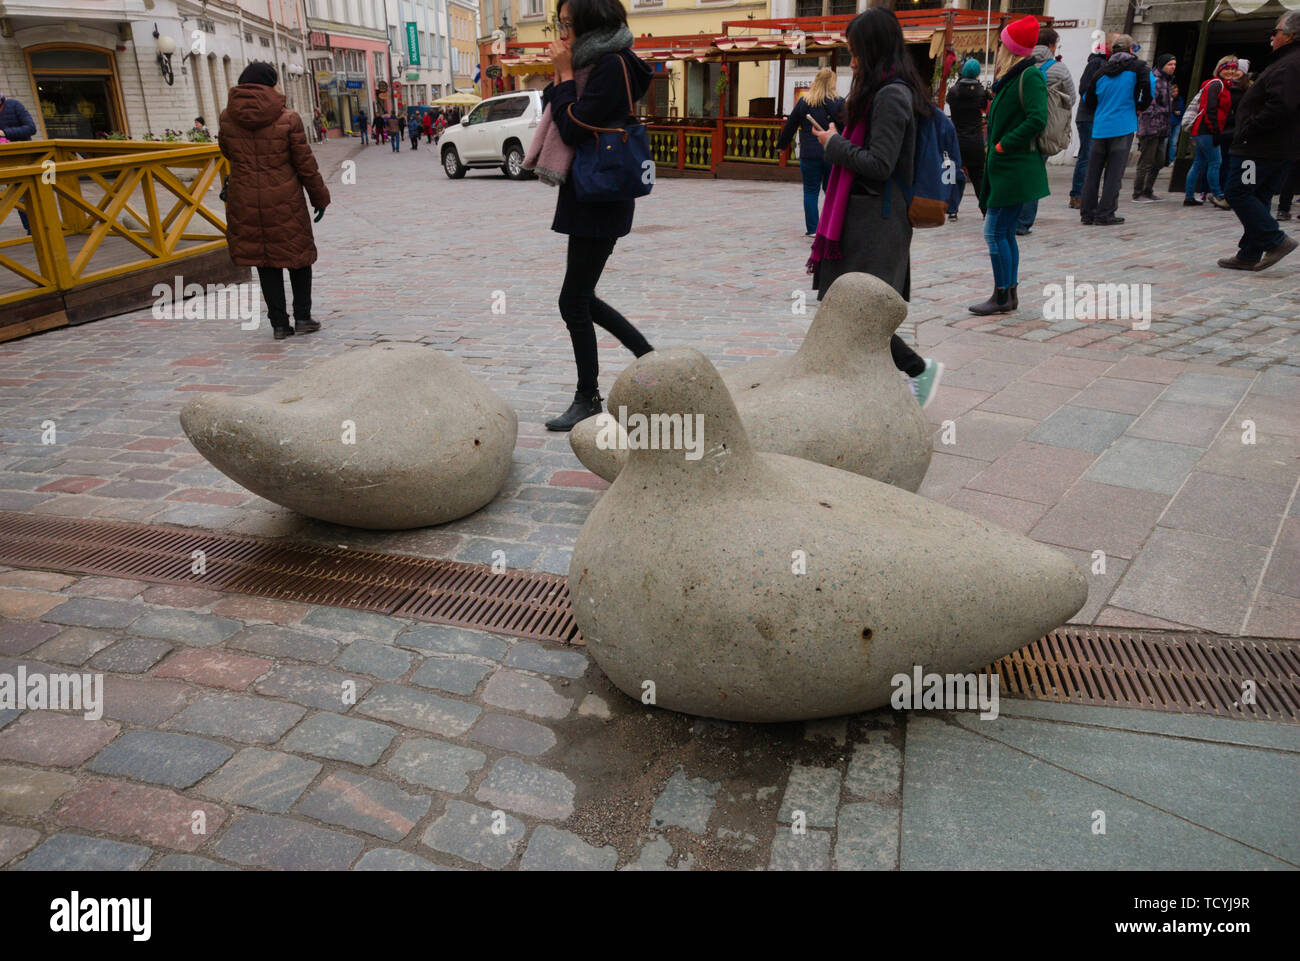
[807,9,944,409]
[538,0,655,430]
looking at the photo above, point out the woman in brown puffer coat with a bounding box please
[219,62,330,340]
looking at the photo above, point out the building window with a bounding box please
[522,0,544,18]
[259,37,271,47]
[1005,0,1045,14]
[244,31,254,43]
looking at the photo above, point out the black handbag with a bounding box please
[567,54,653,203]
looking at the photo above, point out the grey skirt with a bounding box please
[813,182,913,301]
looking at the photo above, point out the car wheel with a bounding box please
[443,146,466,179]
[502,144,526,180]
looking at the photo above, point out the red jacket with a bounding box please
[1191,77,1233,136]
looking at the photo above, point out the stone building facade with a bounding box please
[0,0,312,141]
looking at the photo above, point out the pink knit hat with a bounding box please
[1001,15,1040,58]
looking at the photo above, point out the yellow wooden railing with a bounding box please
[722,120,786,165]
[644,117,796,174]
[0,140,229,309]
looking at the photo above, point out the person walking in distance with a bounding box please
[1079,34,1153,225]
[1133,54,1176,202]
[947,59,991,208]
[806,8,944,408]
[356,107,369,145]
[1217,11,1300,270]
[1069,37,1110,209]
[219,62,330,341]
[387,112,401,152]
[527,0,656,431]
[969,15,1048,317]
[775,68,845,237]
[1184,57,1240,208]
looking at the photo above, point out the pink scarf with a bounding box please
[806,116,867,274]
[523,64,595,186]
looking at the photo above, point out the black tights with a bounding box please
[559,235,653,396]
[891,335,925,377]
[256,265,312,329]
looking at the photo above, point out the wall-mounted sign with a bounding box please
[485,64,502,79]
[406,22,420,67]
[406,71,420,80]
[376,81,388,93]
[345,79,364,89]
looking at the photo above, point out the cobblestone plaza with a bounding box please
[0,141,1296,871]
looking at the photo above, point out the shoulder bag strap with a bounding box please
[565,53,635,141]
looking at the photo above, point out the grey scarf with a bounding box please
[572,24,633,69]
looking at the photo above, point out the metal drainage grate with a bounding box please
[0,511,579,645]
[982,628,1300,723]
[0,513,1297,721]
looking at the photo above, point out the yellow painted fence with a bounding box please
[0,140,229,311]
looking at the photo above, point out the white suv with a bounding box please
[440,90,543,181]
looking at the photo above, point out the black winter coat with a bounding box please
[946,78,990,143]
[544,48,652,238]
[1232,41,1300,161]
[1075,52,1109,123]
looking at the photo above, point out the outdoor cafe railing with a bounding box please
[0,140,229,309]
[644,116,797,174]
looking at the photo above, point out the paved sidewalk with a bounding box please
[0,143,1295,636]
[0,142,1297,871]
[0,572,1295,871]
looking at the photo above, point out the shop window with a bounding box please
[28,46,125,138]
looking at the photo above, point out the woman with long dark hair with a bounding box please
[806,8,942,408]
[525,0,655,431]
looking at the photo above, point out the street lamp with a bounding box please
[154,24,177,86]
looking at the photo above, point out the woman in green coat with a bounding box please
[971,14,1049,316]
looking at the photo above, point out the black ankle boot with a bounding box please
[546,391,602,432]
[1007,285,1019,311]
[968,288,1011,316]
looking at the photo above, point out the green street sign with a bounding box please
[405,22,420,67]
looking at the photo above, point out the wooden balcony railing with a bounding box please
[0,140,229,311]
[643,116,797,174]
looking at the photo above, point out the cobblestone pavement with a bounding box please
[0,141,1295,636]
[0,142,1297,870]
[1,572,1295,871]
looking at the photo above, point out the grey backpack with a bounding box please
[1021,61,1074,157]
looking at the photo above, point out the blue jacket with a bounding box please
[1092,55,1155,138]
[0,96,37,141]
[776,95,845,162]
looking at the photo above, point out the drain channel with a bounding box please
[0,511,579,645]
[0,512,1296,721]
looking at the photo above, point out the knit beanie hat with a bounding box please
[1000,15,1039,58]
[1155,53,1175,71]
[961,58,981,79]
[238,61,278,87]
